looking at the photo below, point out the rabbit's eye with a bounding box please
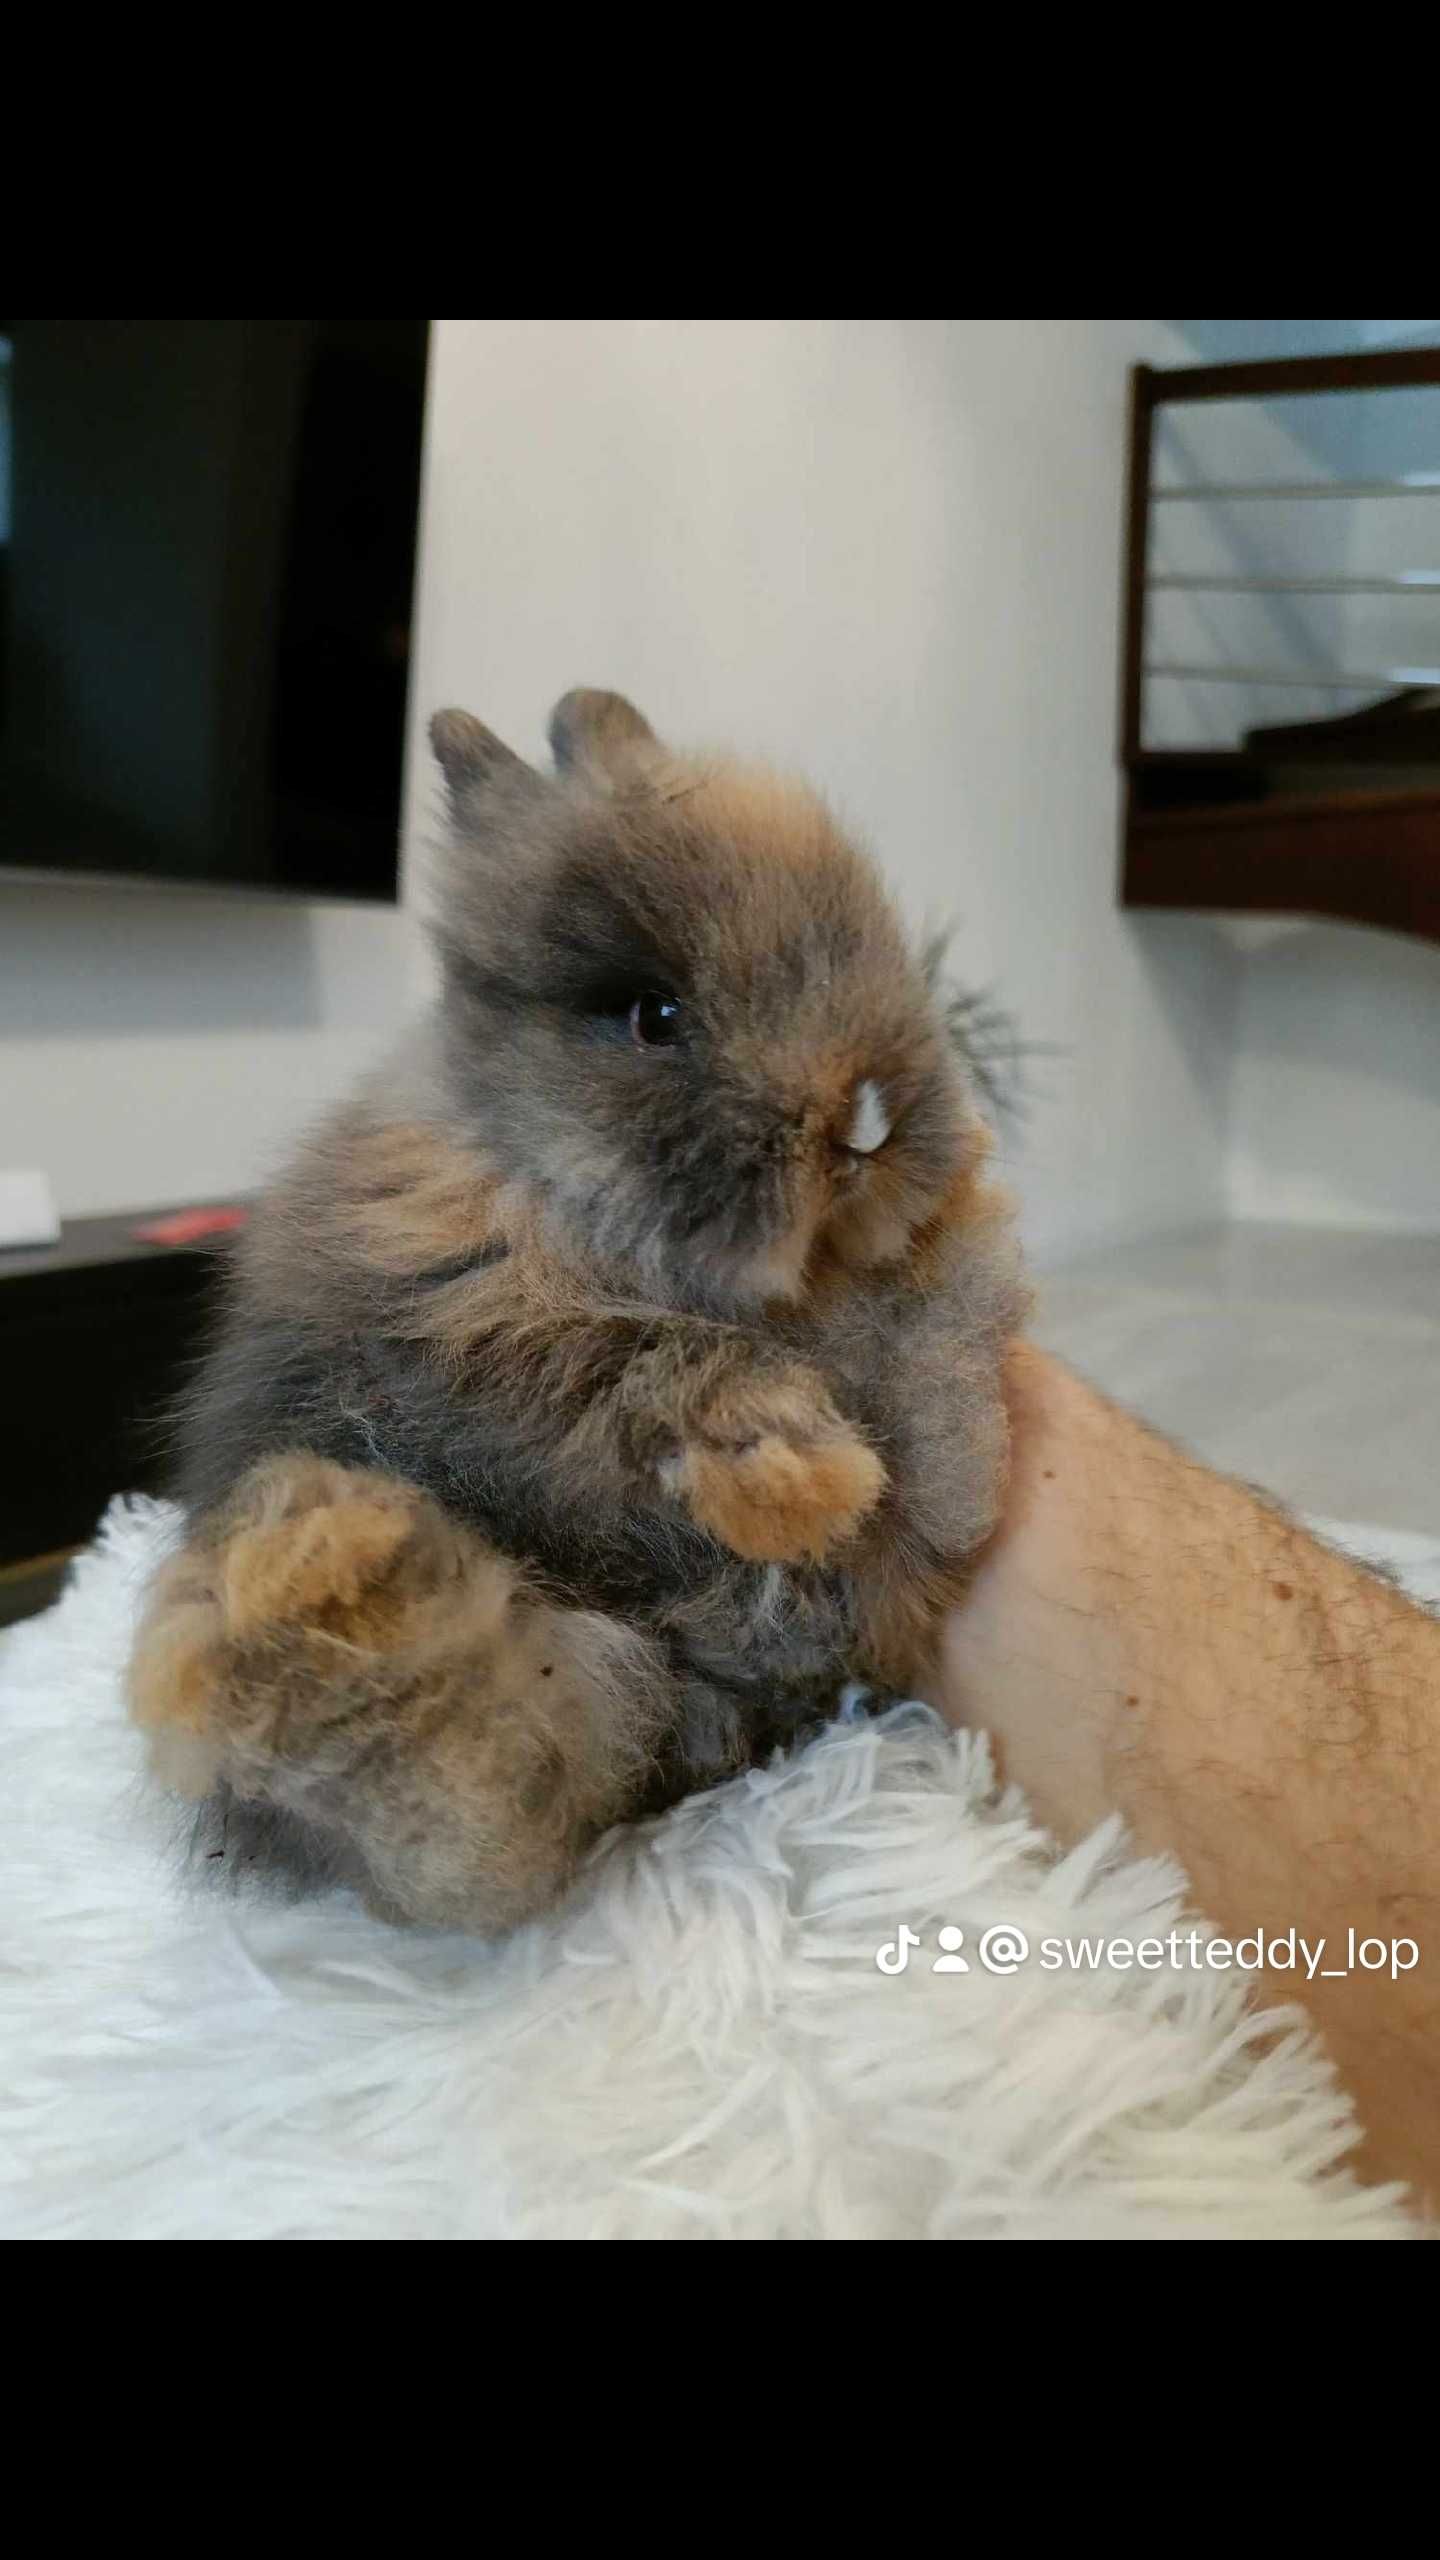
[630,991,682,1049]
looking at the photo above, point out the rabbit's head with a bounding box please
[430,691,983,1311]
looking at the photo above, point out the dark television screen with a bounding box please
[0,319,429,901]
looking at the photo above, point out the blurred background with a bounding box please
[2,317,1437,1611]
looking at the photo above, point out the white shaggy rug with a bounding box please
[2,1497,1433,2241]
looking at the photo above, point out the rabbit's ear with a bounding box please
[548,688,660,785]
[429,709,541,826]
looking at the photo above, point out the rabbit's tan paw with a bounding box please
[670,1372,886,1564]
[127,1459,461,1757]
[213,1458,445,1643]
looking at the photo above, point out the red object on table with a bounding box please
[132,1207,250,1247]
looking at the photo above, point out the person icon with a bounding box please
[932,1925,969,1973]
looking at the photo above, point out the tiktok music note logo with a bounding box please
[874,1925,972,1975]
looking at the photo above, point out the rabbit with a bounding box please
[128,690,1027,1933]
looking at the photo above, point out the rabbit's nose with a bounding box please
[838,1078,891,1156]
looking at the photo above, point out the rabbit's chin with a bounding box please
[528,1104,975,1316]
[643,1167,957,1317]
[730,1211,920,1309]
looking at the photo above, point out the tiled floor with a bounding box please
[1030,1224,1440,1536]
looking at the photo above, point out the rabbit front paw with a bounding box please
[667,1369,886,1565]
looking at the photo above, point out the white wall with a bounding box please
[1227,924,1440,1230]
[0,885,429,1215]
[1,318,1236,1263]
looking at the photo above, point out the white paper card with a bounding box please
[0,1169,63,1248]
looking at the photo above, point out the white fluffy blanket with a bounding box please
[2,1497,1433,2241]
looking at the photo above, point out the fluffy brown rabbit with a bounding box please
[128,690,1027,1931]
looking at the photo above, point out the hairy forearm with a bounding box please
[939,1345,1440,2202]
